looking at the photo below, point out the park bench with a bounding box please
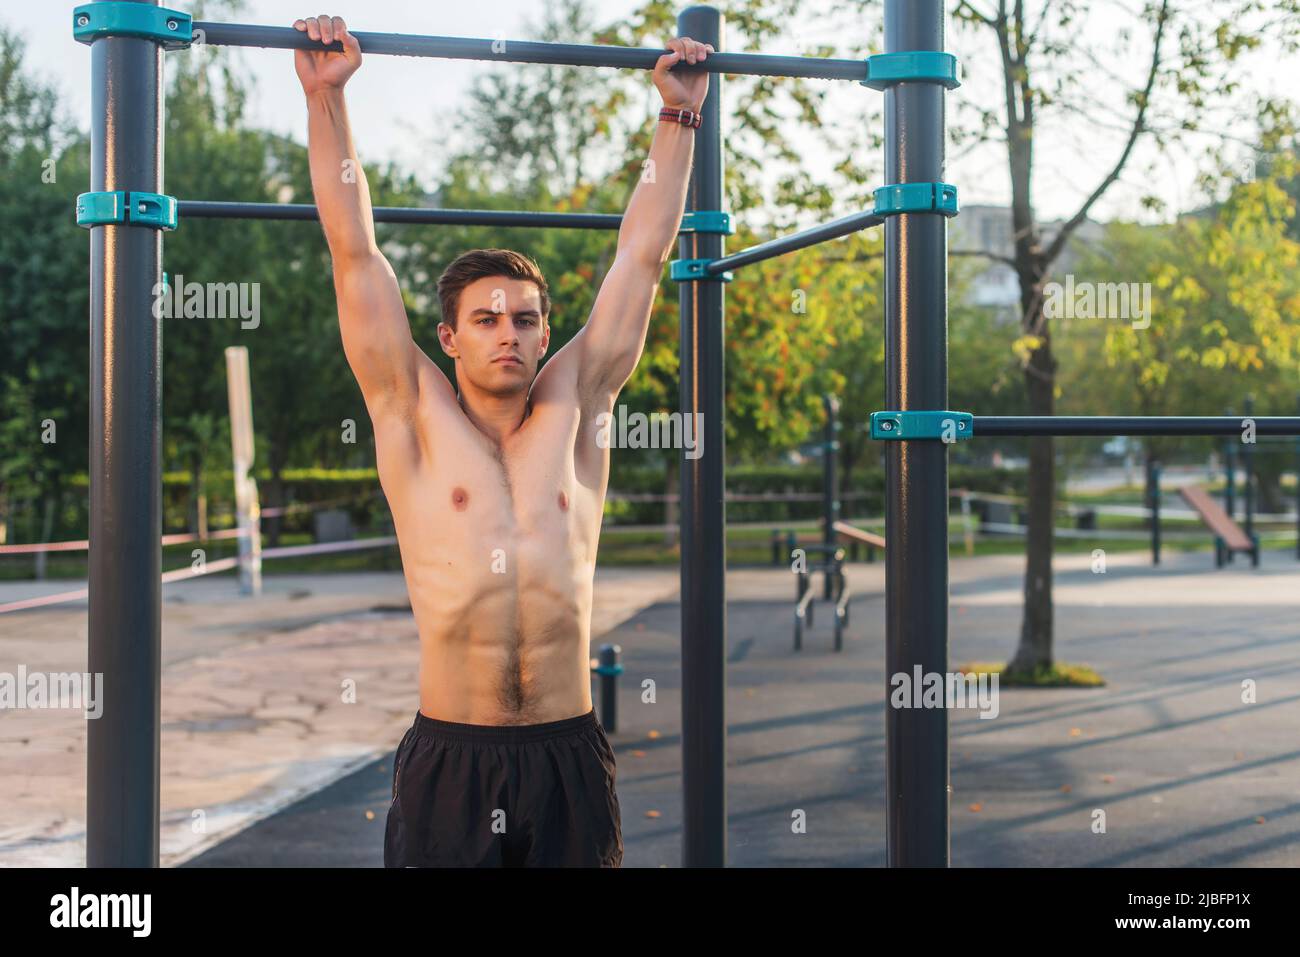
[1178,485,1259,567]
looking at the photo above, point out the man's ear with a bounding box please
[537,316,552,358]
[437,321,458,358]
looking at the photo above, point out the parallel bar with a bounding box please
[1223,408,1237,518]
[179,200,623,229]
[87,0,162,868]
[706,209,883,274]
[822,394,840,599]
[973,416,1300,437]
[883,0,950,869]
[677,4,727,869]
[192,21,869,81]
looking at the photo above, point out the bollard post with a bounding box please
[595,644,622,734]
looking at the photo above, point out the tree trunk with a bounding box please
[1007,338,1055,674]
[266,450,285,548]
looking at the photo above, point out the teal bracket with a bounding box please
[870,410,973,442]
[862,51,961,91]
[669,258,733,283]
[873,182,959,218]
[73,3,193,49]
[680,211,734,235]
[590,662,625,678]
[76,191,179,231]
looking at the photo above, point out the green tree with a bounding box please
[0,26,90,554]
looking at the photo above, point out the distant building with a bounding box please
[949,204,1105,322]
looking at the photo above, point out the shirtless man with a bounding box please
[293,16,712,866]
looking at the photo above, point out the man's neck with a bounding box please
[457,388,531,446]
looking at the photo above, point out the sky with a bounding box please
[9,0,1299,225]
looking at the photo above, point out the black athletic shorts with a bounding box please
[383,707,623,867]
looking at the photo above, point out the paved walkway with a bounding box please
[0,568,679,866]
[5,549,1299,866]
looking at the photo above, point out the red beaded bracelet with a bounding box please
[659,107,702,129]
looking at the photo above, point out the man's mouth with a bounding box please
[493,356,523,365]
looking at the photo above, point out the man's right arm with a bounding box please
[296,16,450,463]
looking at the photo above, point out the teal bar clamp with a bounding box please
[77,191,179,231]
[680,211,734,235]
[590,662,625,677]
[871,410,973,442]
[862,51,961,90]
[873,182,959,218]
[670,258,733,283]
[73,3,193,49]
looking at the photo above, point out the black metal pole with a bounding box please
[192,20,869,81]
[822,394,840,599]
[87,0,162,868]
[1295,394,1300,560]
[706,210,884,274]
[1224,407,1237,519]
[883,0,950,867]
[1243,396,1256,542]
[676,4,726,868]
[179,200,622,229]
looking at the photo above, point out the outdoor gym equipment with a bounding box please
[72,0,1300,870]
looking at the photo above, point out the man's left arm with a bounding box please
[572,36,713,401]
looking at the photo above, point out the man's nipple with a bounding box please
[558,490,569,511]
[452,487,469,511]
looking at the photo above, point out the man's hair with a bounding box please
[436,248,551,330]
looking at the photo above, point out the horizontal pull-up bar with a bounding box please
[973,416,1300,438]
[672,182,958,281]
[872,412,1300,440]
[705,209,885,275]
[178,201,623,230]
[191,21,872,82]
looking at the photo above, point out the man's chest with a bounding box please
[392,402,607,532]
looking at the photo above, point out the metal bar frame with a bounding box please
[192,20,870,81]
[179,200,622,229]
[705,209,884,274]
[93,0,1288,874]
[882,0,950,868]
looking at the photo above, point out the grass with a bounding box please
[958,660,1106,687]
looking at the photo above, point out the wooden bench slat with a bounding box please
[832,520,887,550]
[1178,486,1253,550]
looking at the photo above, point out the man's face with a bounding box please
[439,277,549,396]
